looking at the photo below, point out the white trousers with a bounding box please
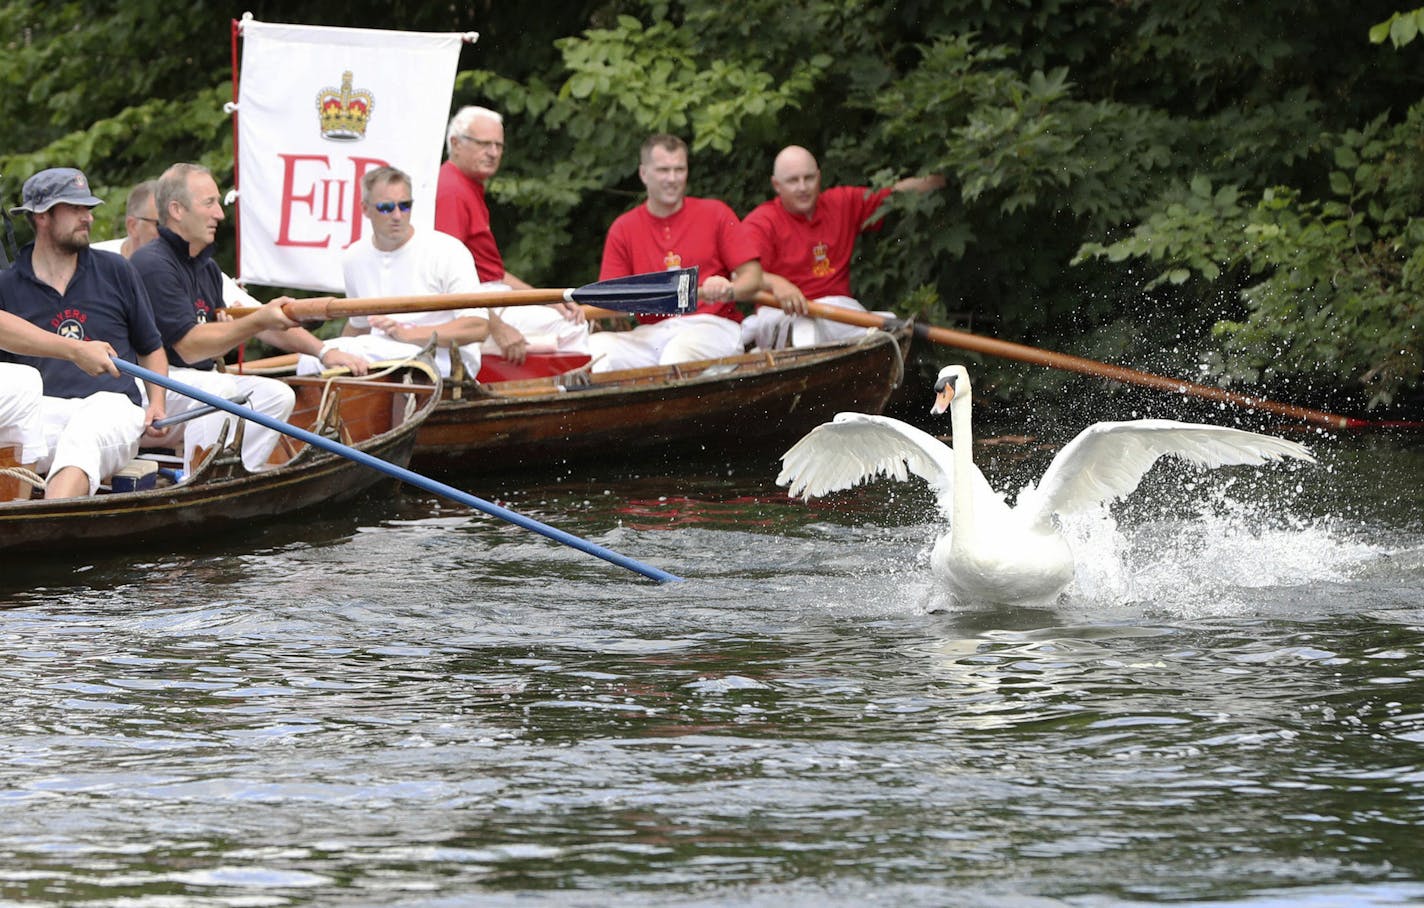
[160,368,296,473]
[36,392,146,495]
[486,304,592,355]
[588,314,742,373]
[297,335,481,379]
[0,363,47,464]
[740,295,880,350]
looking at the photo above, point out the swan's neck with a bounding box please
[950,394,974,540]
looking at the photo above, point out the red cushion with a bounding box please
[475,353,592,382]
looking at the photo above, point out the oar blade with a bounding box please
[568,267,699,314]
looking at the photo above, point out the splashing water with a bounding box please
[1060,475,1383,616]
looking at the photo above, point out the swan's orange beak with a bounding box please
[930,381,955,415]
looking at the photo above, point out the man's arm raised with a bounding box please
[892,174,946,195]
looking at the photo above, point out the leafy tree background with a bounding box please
[3,0,1421,413]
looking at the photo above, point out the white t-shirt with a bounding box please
[342,229,486,332]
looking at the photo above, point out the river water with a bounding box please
[1,429,1422,907]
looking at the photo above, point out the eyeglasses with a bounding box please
[372,200,413,214]
[134,217,159,224]
[456,134,504,152]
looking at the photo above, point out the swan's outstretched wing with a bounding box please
[1024,419,1315,523]
[778,413,963,502]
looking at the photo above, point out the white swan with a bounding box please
[777,364,1316,604]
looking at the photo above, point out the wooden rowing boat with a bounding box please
[413,325,912,472]
[0,362,441,551]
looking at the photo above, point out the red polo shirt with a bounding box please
[600,197,758,323]
[434,160,505,283]
[742,185,892,299]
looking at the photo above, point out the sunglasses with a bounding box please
[372,199,413,214]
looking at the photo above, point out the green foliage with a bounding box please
[1076,106,1424,407]
[1074,175,1246,288]
[1371,8,1424,46]
[0,2,230,151]
[866,36,1180,228]
[554,16,829,154]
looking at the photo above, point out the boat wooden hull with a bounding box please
[0,364,440,552]
[414,327,910,472]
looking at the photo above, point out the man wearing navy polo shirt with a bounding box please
[131,162,364,474]
[0,167,169,498]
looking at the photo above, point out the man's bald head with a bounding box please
[770,145,821,218]
[773,146,817,180]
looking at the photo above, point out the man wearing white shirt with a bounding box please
[297,166,493,378]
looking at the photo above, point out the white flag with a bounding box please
[236,19,466,292]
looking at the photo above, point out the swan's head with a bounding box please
[930,365,971,415]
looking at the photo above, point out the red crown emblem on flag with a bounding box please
[316,71,374,141]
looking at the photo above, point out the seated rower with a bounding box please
[131,163,360,475]
[0,167,168,499]
[740,145,944,349]
[297,165,492,379]
[0,320,120,498]
[434,106,589,369]
[590,133,763,372]
[0,361,45,488]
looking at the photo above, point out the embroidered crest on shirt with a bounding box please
[663,251,682,270]
[194,298,216,324]
[811,242,835,277]
[52,308,87,340]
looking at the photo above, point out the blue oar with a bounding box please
[117,358,683,584]
[150,392,251,429]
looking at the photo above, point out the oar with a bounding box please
[768,295,1415,430]
[228,267,699,322]
[150,392,251,429]
[232,353,299,372]
[112,358,683,584]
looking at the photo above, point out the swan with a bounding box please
[777,364,1316,604]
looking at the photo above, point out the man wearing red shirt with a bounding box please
[742,145,944,349]
[592,134,763,372]
[435,106,587,365]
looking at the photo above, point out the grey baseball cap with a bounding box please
[8,167,104,215]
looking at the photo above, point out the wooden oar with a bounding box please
[229,267,699,322]
[769,295,1413,430]
[233,353,299,372]
[112,358,683,584]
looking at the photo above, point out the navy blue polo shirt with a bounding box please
[0,244,162,405]
[130,226,226,371]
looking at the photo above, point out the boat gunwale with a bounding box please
[440,327,909,410]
